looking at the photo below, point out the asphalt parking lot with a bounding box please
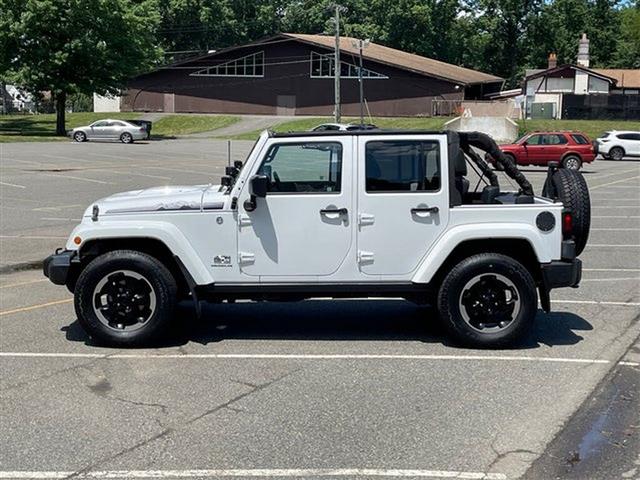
[1,138,639,479]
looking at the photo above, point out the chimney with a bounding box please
[548,53,557,69]
[577,33,590,67]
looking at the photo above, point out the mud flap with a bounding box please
[539,284,551,313]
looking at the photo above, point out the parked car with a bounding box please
[595,131,640,160]
[128,119,153,140]
[311,123,378,132]
[44,130,589,349]
[490,132,595,170]
[69,119,148,144]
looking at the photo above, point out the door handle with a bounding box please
[320,207,348,215]
[411,206,439,214]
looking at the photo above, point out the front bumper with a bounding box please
[43,249,78,285]
[541,258,582,289]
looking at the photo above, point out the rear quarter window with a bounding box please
[570,134,589,144]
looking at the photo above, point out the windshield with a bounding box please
[514,133,529,144]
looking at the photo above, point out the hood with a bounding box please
[84,185,227,217]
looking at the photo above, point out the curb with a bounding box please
[0,260,43,275]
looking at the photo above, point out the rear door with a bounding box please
[356,135,450,277]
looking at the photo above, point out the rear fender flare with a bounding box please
[411,223,553,284]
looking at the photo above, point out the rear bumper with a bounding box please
[43,249,77,285]
[541,258,582,289]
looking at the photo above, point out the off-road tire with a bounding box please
[609,147,625,161]
[73,131,86,142]
[562,154,582,170]
[437,253,537,348]
[542,169,591,255]
[120,132,134,144]
[74,250,177,346]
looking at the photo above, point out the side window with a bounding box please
[92,121,108,127]
[545,134,568,145]
[365,140,440,193]
[257,142,342,193]
[526,135,542,145]
[617,133,640,141]
[570,134,589,144]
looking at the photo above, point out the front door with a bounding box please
[357,135,450,277]
[523,133,545,165]
[237,138,352,278]
[89,120,110,139]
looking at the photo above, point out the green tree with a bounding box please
[6,0,161,135]
[613,2,640,67]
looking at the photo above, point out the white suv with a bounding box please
[44,130,590,348]
[596,131,640,160]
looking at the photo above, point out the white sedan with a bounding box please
[69,119,148,144]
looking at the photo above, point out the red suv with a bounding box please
[493,132,595,170]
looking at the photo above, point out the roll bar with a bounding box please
[458,131,534,196]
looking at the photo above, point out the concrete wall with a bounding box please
[444,116,519,143]
[93,94,121,112]
[460,100,520,119]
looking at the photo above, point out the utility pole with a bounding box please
[333,4,344,123]
[352,38,369,126]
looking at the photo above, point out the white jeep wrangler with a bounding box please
[44,130,590,348]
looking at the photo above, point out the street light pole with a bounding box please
[352,39,369,126]
[333,5,344,123]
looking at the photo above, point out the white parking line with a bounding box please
[584,268,640,272]
[0,469,507,479]
[0,351,614,365]
[619,361,640,367]
[553,299,640,307]
[590,175,640,190]
[591,228,640,231]
[40,173,112,185]
[586,244,640,247]
[0,181,26,189]
[581,277,640,282]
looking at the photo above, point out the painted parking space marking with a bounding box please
[40,173,113,185]
[0,279,48,289]
[0,181,27,189]
[590,175,640,190]
[0,298,72,316]
[0,469,507,479]
[0,351,616,365]
[584,268,640,272]
[553,299,640,307]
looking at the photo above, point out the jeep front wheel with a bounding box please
[74,250,177,346]
[437,253,537,348]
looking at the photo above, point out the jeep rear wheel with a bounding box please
[74,250,177,346]
[437,253,537,348]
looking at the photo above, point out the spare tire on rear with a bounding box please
[542,169,591,255]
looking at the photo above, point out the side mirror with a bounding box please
[234,160,243,169]
[250,174,268,198]
[244,174,268,212]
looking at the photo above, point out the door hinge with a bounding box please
[357,250,374,264]
[358,213,375,226]
[238,251,255,264]
[238,213,252,227]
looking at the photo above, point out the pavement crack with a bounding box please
[185,368,299,426]
[108,395,170,416]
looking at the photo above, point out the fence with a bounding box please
[562,93,640,120]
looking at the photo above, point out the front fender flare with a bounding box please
[66,220,214,285]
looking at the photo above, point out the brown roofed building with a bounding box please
[120,33,503,117]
